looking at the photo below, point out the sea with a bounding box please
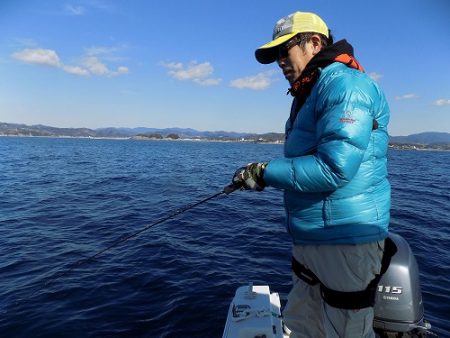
[0,137,449,338]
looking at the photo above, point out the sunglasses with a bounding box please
[278,36,301,59]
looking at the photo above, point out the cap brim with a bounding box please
[255,33,297,64]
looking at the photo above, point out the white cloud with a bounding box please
[85,46,122,58]
[62,65,90,76]
[161,61,221,86]
[116,66,129,75]
[83,56,109,76]
[395,93,418,100]
[12,48,61,67]
[65,4,85,16]
[195,78,222,86]
[83,55,129,77]
[63,2,115,15]
[230,71,276,90]
[11,47,129,78]
[434,99,450,106]
[368,72,382,81]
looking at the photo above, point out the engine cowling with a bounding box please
[373,233,430,335]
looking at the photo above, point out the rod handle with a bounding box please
[223,183,242,194]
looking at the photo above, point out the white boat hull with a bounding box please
[222,283,288,338]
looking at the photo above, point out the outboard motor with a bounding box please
[374,233,434,337]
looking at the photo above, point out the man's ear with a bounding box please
[310,34,323,55]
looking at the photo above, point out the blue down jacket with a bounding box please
[264,62,390,245]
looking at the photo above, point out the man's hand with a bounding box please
[232,162,268,191]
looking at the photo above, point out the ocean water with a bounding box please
[0,137,449,337]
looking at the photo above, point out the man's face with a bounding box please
[276,35,321,85]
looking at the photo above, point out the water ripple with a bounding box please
[0,138,449,337]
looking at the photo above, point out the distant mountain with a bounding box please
[0,122,97,137]
[0,122,252,139]
[389,132,450,145]
[1,122,449,146]
[96,127,250,138]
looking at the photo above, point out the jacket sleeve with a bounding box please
[264,74,375,192]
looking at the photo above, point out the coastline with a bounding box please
[0,134,283,144]
[2,134,449,150]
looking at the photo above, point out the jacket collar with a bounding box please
[288,39,364,97]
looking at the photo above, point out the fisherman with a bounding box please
[232,11,391,338]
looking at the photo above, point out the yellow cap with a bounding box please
[255,11,329,64]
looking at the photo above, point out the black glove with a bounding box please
[232,162,268,191]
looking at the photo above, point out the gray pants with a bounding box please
[283,241,384,338]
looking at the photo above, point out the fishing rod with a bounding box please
[22,182,242,302]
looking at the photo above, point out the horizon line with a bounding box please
[1,121,449,137]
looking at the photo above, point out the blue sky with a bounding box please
[1,0,449,136]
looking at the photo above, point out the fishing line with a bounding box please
[16,183,241,306]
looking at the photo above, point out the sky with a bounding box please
[1,0,449,136]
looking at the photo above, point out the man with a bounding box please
[232,11,390,338]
